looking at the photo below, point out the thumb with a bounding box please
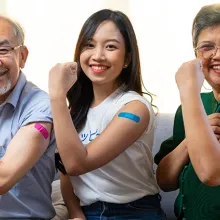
[68,62,78,75]
[70,62,77,71]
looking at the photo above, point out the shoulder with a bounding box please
[201,91,214,100]
[175,91,214,118]
[17,81,52,126]
[200,91,215,107]
[113,90,155,131]
[115,90,154,113]
[20,81,51,110]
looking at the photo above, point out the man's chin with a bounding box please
[0,81,12,96]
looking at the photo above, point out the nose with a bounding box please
[92,47,105,61]
[212,46,220,59]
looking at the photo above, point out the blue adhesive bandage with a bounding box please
[118,112,140,123]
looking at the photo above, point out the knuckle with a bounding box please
[213,126,218,133]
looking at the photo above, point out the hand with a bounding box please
[49,62,78,99]
[175,59,207,95]
[208,113,220,141]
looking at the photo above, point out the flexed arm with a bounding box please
[175,59,220,186]
[48,62,151,176]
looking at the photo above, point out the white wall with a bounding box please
[129,0,216,112]
[0,0,7,14]
[5,0,130,97]
[3,0,217,113]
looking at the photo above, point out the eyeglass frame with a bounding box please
[194,42,220,59]
[0,44,23,56]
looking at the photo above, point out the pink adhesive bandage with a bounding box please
[34,123,49,139]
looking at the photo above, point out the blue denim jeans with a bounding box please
[81,194,166,220]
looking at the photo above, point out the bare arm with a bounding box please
[156,112,220,191]
[156,139,189,191]
[176,59,220,186]
[50,98,150,176]
[0,122,51,194]
[181,91,220,186]
[60,173,86,219]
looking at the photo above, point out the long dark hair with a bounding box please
[67,9,153,132]
[56,9,154,174]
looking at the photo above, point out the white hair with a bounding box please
[0,15,25,45]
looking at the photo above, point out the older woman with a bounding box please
[155,3,220,220]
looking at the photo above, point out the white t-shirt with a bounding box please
[70,87,159,206]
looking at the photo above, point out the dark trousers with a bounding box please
[82,194,167,220]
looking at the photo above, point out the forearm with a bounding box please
[0,122,51,194]
[156,139,189,191]
[50,97,88,174]
[181,91,220,185]
[0,161,12,194]
[60,174,85,219]
[65,195,85,219]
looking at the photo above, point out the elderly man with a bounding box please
[0,15,56,219]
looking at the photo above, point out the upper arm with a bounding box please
[154,136,174,165]
[0,122,52,194]
[154,105,185,165]
[83,100,152,172]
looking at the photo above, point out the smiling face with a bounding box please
[79,20,127,89]
[196,25,220,93]
[0,19,28,103]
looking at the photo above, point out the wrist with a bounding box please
[49,92,66,102]
[179,87,200,102]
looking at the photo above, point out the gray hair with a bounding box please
[0,15,25,46]
[192,3,220,49]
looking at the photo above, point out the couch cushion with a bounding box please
[153,113,179,220]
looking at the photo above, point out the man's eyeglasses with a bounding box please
[195,42,220,59]
[0,45,23,56]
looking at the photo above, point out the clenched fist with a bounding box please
[49,62,78,99]
[175,59,207,95]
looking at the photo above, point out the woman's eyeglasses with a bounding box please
[195,43,220,59]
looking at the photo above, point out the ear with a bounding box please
[124,52,131,68]
[19,46,29,69]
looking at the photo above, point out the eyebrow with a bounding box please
[89,38,121,44]
[0,40,10,46]
[105,39,120,44]
[198,41,214,45]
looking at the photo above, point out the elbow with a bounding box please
[157,178,178,192]
[198,170,220,187]
[156,170,179,192]
[0,180,10,195]
[65,163,88,176]
[158,185,176,192]
[156,176,168,191]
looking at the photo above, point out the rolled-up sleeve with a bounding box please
[19,97,53,127]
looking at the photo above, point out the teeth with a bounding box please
[213,66,220,70]
[92,66,107,70]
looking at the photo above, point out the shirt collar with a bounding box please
[3,71,27,108]
[202,91,220,114]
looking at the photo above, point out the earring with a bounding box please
[124,64,128,68]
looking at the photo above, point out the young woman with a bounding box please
[49,9,165,220]
[155,3,220,220]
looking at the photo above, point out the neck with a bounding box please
[91,83,120,108]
